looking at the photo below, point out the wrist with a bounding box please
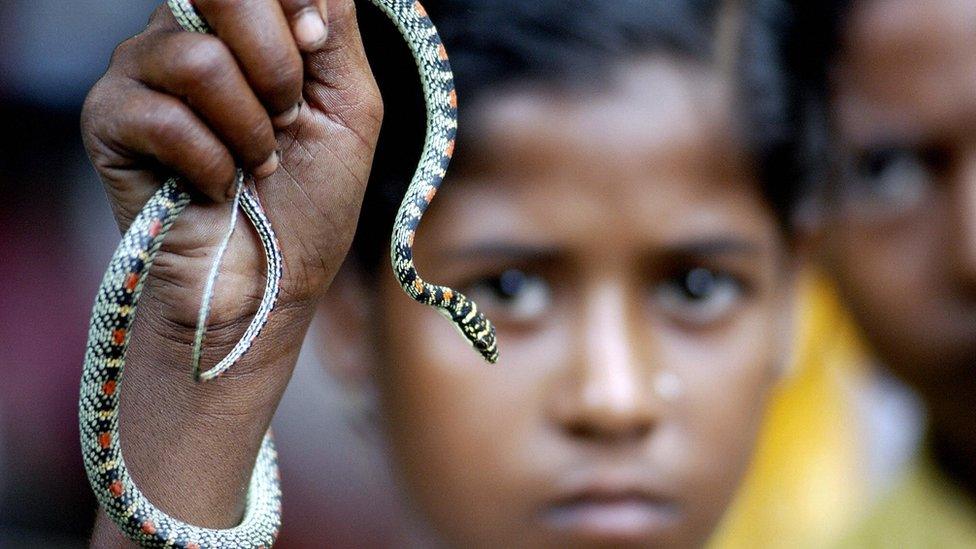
[101,289,313,529]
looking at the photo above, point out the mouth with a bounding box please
[541,484,680,543]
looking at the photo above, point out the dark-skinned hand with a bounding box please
[80,0,382,545]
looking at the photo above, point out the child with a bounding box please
[83,0,800,546]
[747,0,976,544]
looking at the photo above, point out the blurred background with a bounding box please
[2,0,967,548]
[2,1,157,545]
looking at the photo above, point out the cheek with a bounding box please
[654,305,780,518]
[374,290,545,545]
[829,216,934,306]
[824,215,945,366]
[660,299,782,416]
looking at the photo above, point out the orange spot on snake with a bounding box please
[443,289,453,302]
[112,329,126,346]
[449,89,458,109]
[425,186,437,203]
[445,140,455,158]
[407,231,415,247]
[438,44,448,60]
[414,279,424,294]
[141,520,156,535]
[98,432,111,449]
[124,273,139,293]
[109,481,123,498]
[414,1,428,17]
[148,219,163,238]
[102,380,116,396]
[186,544,200,549]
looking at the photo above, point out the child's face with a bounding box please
[824,0,976,403]
[337,59,793,547]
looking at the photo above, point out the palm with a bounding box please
[90,2,382,333]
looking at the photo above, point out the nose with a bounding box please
[951,150,976,293]
[550,280,658,444]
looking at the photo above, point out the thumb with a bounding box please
[250,0,384,305]
[303,0,383,131]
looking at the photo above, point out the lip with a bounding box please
[541,480,680,543]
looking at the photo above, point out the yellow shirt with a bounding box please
[710,272,874,548]
[836,457,976,549]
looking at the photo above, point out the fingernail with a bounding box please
[253,151,279,180]
[273,103,301,128]
[294,9,327,50]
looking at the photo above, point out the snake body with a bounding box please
[80,1,496,547]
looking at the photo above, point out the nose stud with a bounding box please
[653,371,683,402]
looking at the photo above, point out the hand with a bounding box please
[80,0,382,544]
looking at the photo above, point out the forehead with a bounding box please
[420,59,777,253]
[835,0,976,142]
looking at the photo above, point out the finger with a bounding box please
[279,0,330,52]
[110,86,238,202]
[192,0,304,121]
[131,32,279,180]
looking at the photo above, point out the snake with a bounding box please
[79,1,498,547]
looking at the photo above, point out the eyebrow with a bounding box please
[434,238,765,262]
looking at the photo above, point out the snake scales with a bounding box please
[79,1,498,547]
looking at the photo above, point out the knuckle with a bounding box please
[109,35,139,66]
[82,79,133,160]
[176,35,234,83]
[80,82,108,137]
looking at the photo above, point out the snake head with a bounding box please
[447,298,499,364]
[469,322,499,364]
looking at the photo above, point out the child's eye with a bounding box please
[654,267,745,326]
[467,269,552,323]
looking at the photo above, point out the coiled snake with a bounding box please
[79,1,498,547]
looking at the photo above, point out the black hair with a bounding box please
[352,0,739,272]
[739,0,852,221]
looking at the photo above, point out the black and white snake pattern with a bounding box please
[79,0,497,547]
